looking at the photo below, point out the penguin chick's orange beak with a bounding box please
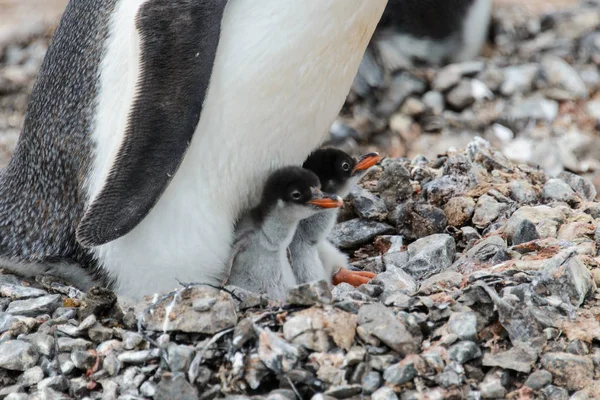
[308,188,343,209]
[352,152,380,174]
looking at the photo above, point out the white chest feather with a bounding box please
[87,0,388,298]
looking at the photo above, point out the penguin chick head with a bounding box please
[303,149,380,196]
[254,166,343,222]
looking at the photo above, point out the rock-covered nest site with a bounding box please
[1,1,600,399]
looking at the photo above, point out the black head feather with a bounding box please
[302,148,356,193]
[252,166,321,223]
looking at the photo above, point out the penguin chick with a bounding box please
[290,149,380,288]
[226,166,343,300]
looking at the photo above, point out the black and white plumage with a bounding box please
[226,167,343,300]
[0,0,389,298]
[355,0,492,93]
[290,149,380,287]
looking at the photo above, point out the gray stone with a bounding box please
[480,370,507,399]
[56,337,92,352]
[383,355,421,385]
[0,284,47,300]
[371,387,398,400]
[122,331,144,350]
[558,171,597,201]
[21,333,55,357]
[166,343,195,373]
[539,55,588,100]
[541,352,594,391]
[472,195,509,228]
[448,341,481,364]
[448,312,477,341]
[348,186,388,221]
[71,350,95,370]
[141,287,237,334]
[541,253,596,307]
[155,373,199,400]
[512,218,540,245]
[0,385,24,400]
[6,295,62,317]
[377,73,426,117]
[443,196,476,227]
[37,376,69,392]
[258,328,300,374]
[140,381,157,398]
[0,340,39,371]
[418,271,464,295]
[286,280,332,306]
[501,63,539,95]
[543,179,578,203]
[505,206,565,239]
[371,266,418,299]
[401,234,456,281]
[0,312,18,333]
[377,160,413,209]
[482,345,538,373]
[422,91,445,115]
[446,79,492,110]
[58,353,74,375]
[87,323,113,343]
[542,385,569,400]
[19,366,44,387]
[524,370,553,390]
[433,61,485,92]
[329,219,394,249]
[509,180,539,204]
[507,96,559,122]
[118,349,160,364]
[452,236,509,275]
[324,384,362,399]
[3,394,28,400]
[396,202,448,241]
[357,303,418,356]
[103,352,120,377]
[361,371,382,395]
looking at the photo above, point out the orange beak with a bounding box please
[352,152,380,175]
[308,188,343,209]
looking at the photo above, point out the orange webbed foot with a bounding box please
[332,267,376,288]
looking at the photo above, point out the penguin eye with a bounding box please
[342,162,350,172]
[290,190,302,201]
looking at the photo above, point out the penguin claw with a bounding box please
[332,268,376,288]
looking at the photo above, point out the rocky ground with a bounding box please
[1,1,600,400]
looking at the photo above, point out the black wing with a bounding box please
[77,0,228,247]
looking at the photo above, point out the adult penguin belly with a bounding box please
[78,0,388,298]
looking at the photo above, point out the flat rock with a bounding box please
[141,287,237,334]
[482,345,538,373]
[357,303,418,356]
[283,307,357,352]
[0,340,39,371]
[541,352,594,391]
[154,373,198,400]
[402,234,456,281]
[6,294,62,317]
[329,219,394,249]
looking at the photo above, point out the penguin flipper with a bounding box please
[76,0,228,247]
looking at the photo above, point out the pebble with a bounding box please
[525,369,553,390]
[329,219,394,249]
[448,312,477,341]
[0,340,39,371]
[6,295,62,317]
[448,341,482,364]
[512,218,541,245]
[541,352,594,391]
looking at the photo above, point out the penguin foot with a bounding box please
[332,268,376,288]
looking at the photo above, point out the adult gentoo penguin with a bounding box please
[0,0,389,298]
